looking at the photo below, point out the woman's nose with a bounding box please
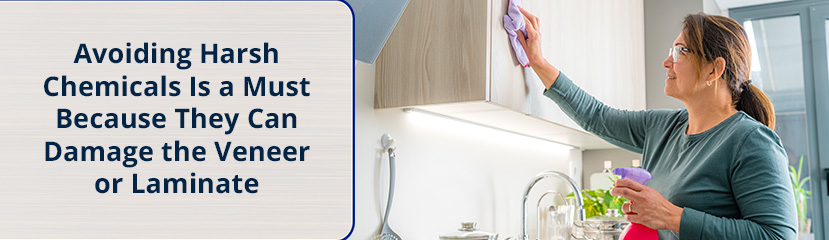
[663,55,673,69]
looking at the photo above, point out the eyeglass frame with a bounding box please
[668,45,691,63]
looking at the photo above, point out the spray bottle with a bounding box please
[612,167,659,240]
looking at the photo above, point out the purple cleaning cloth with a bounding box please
[503,0,530,67]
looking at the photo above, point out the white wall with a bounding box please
[704,0,726,16]
[354,62,583,239]
[643,0,703,110]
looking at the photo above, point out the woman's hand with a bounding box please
[515,7,543,67]
[514,7,559,89]
[611,179,684,232]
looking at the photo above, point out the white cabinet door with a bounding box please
[489,0,646,132]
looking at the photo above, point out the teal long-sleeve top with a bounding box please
[543,73,797,240]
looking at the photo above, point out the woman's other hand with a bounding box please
[611,179,684,232]
[515,7,543,67]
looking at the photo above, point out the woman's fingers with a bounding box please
[614,179,646,191]
[611,179,647,202]
[516,30,528,48]
[518,7,540,30]
[518,7,534,18]
[613,181,684,231]
[610,186,644,202]
[521,14,536,38]
[621,202,636,215]
[514,7,544,67]
[624,204,666,229]
[625,213,644,225]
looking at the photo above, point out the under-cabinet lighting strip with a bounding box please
[402,107,579,150]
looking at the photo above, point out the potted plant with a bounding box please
[567,173,628,218]
[790,156,811,238]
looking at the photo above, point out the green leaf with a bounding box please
[799,176,811,187]
[604,194,613,205]
[586,191,600,199]
[797,156,804,179]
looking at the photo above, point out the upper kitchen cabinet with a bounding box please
[375,0,646,149]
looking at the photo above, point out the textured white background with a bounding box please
[0,2,353,238]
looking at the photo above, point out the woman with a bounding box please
[515,8,797,240]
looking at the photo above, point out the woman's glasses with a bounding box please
[668,46,690,63]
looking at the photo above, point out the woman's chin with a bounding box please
[664,87,674,97]
[665,88,685,100]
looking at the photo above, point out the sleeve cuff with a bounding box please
[680,207,705,240]
[542,72,572,99]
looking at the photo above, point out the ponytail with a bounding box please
[737,83,775,129]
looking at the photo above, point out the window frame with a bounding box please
[731,1,829,239]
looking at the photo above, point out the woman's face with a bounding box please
[663,32,704,101]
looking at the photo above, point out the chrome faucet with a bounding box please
[521,171,586,240]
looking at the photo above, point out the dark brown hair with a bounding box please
[682,13,775,129]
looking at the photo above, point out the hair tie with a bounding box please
[742,80,752,91]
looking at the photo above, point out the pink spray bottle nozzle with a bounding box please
[612,167,653,185]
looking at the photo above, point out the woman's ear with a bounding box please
[709,57,726,81]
